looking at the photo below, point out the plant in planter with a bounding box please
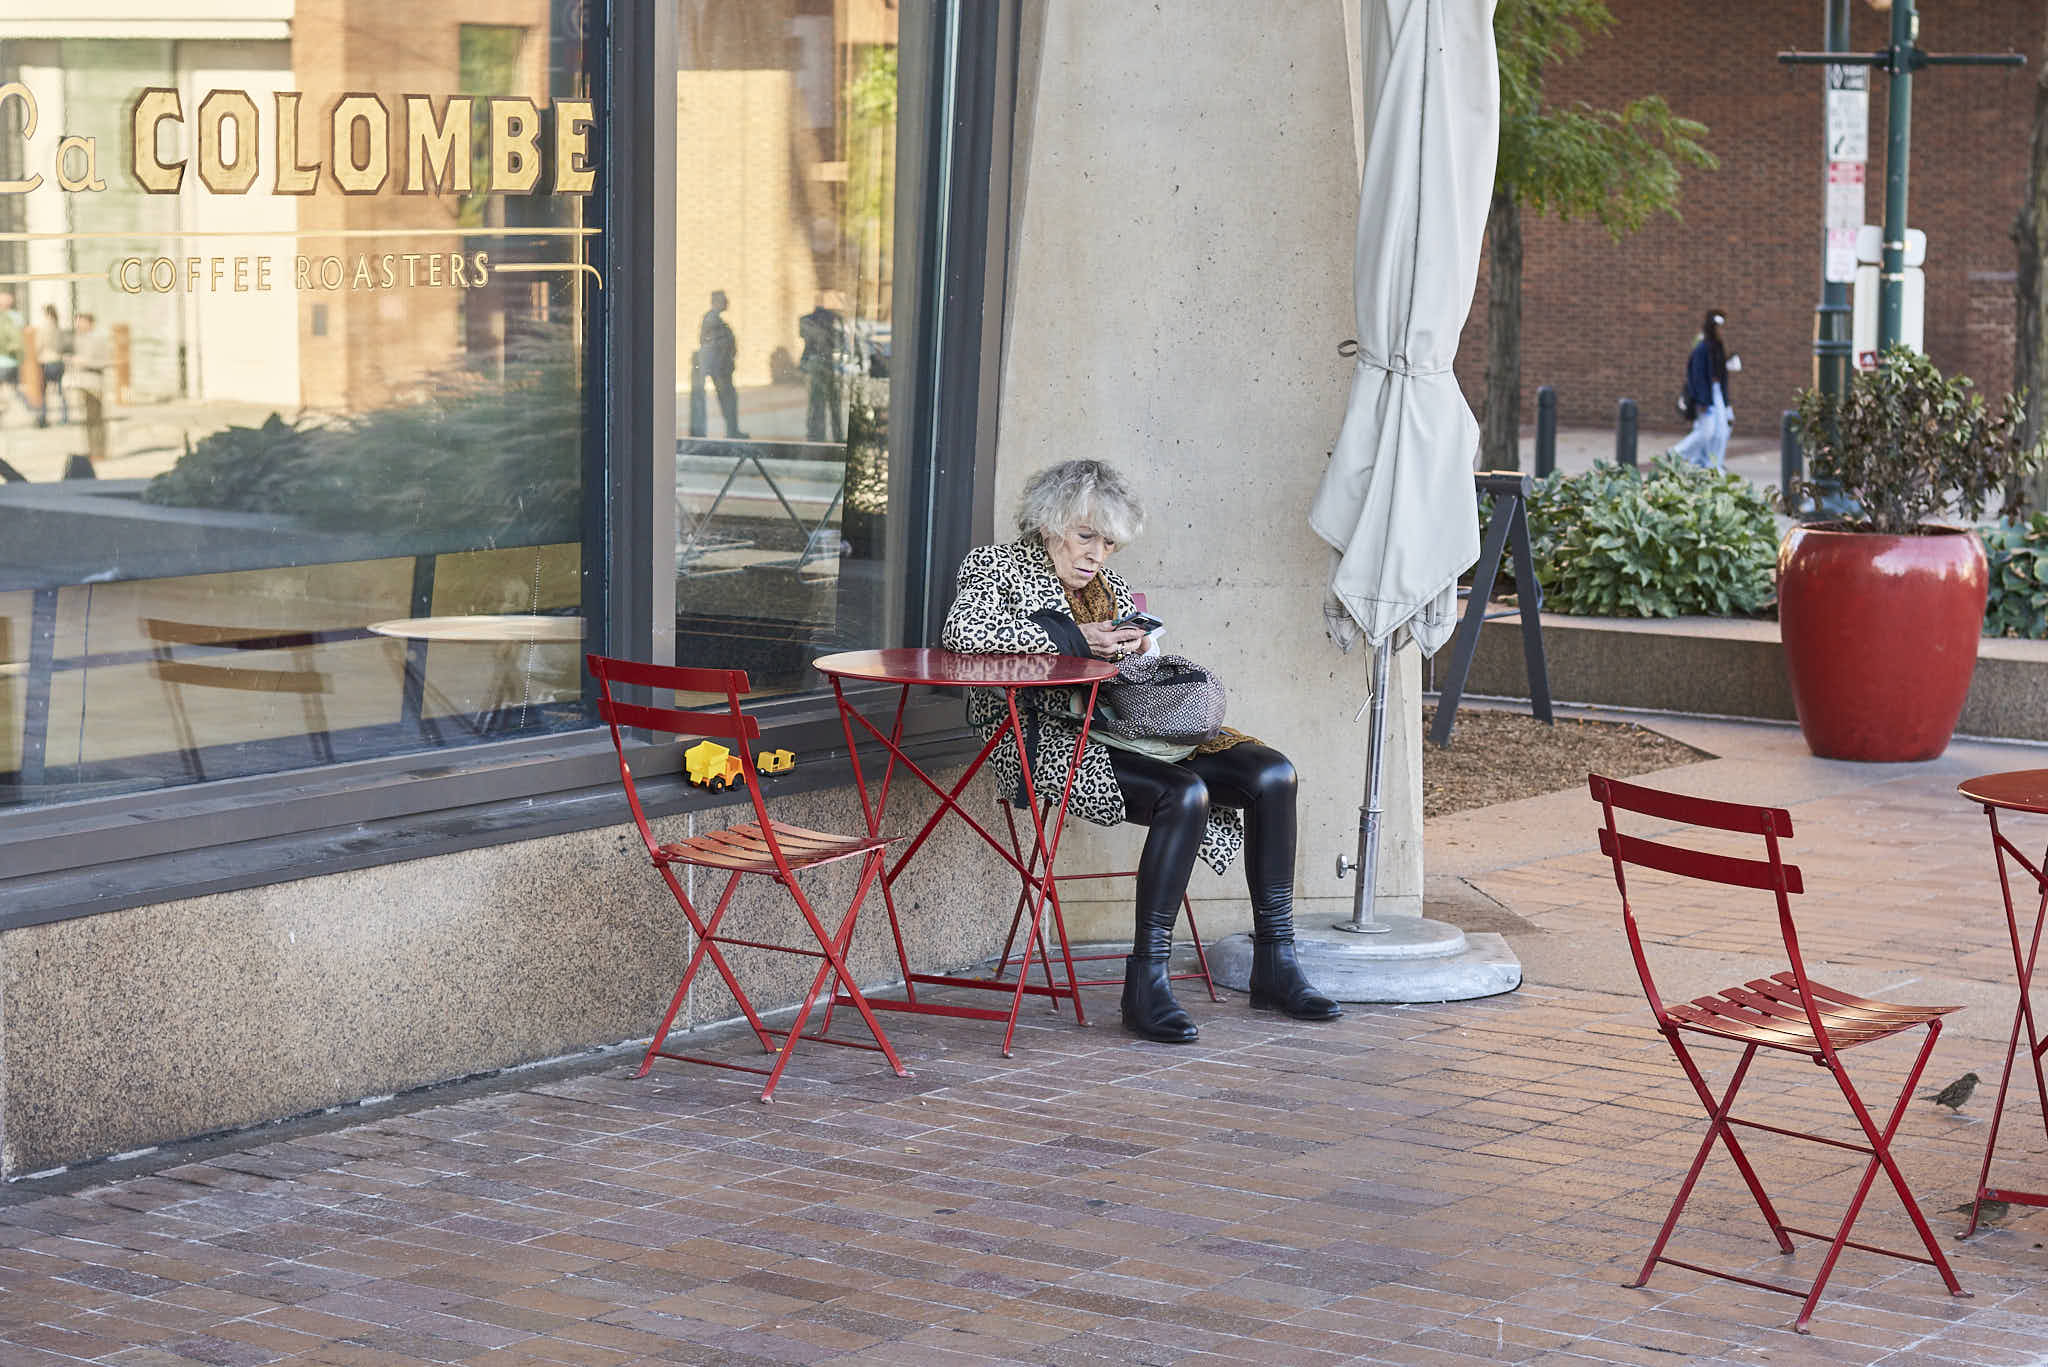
[1521,455,1779,618]
[1783,346,2046,761]
[839,376,888,561]
[1983,513,2048,640]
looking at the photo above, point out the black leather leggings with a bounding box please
[1109,743,1296,916]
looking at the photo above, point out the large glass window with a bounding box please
[0,2,602,808]
[672,0,908,692]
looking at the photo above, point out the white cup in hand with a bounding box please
[1726,354,1742,373]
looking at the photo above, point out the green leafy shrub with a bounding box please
[1982,514,2048,639]
[1519,455,1778,617]
[143,324,581,542]
[143,413,320,513]
[1790,345,2045,533]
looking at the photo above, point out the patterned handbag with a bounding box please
[1097,653,1227,745]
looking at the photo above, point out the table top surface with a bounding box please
[1958,770,2048,814]
[813,647,1117,687]
[367,615,585,643]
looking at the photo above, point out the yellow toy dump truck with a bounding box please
[755,748,795,774]
[683,740,746,791]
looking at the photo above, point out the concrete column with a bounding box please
[996,0,1423,941]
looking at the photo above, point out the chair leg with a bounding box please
[1633,1040,1791,1290]
[637,869,771,1078]
[1182,895,1221,1002]
[993,802,1040,985]
[994,800,1085,1026]
[1797,1024,1967,1333]
[1035,874,1086,1028]
[763,854,910,1101]
[813,850,884,1045]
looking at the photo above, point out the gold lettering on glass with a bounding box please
[488,98,541,194]
[197,90,259,194]
[55,136,104,192]
[273,92,321,194]
[553,100,594,193]
[330,94,390,195]
[130,87,184,194]
[0,83,43,193]
[403,95,473,194]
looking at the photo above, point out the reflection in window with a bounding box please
[674,0,907,693]
[0,2,600,809]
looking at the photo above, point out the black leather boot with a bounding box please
[1120,904,1198,1043]
[1249,890,1342,1021]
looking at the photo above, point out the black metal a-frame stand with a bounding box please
[1429,470,1552,748]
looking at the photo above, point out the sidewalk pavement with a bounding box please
[8,711,2048,1365]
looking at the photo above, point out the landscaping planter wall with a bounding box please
[1457,613,2048,745]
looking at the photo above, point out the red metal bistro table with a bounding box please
[813,648,1118,1055]
[1957,769,2048,1236]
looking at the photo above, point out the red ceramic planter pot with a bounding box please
[1777,525,1987,762]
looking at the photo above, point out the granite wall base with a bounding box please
[0,767,1004,1176]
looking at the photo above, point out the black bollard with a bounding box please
[1534,385,1557,477]
[1781,410,1802,511]
[62,454,95,480]
[1615,398,1638,469]
[687,349,707,438]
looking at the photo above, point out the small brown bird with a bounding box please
[1949,1198,2010,1227]
[1921,1072,1981,1113]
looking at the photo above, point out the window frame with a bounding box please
[0,0,1017,929]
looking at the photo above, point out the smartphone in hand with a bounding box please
[1112,610,1164,634]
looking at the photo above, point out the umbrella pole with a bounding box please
[1334,636,1395,935]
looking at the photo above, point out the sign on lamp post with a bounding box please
[1780,0,2024,362]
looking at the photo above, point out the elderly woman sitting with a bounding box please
[940,459,1339,1042]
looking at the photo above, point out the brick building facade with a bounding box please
[1453,0,2039,439]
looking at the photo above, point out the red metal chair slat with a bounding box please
[1597,827,1804,893]
[1589,771,1966,1334]
[1590,772,1795,836]
[589,652,909,1101]
[599,697,761,742]
[590,653,750,697]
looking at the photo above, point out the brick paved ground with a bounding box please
[7,713,2048,1365]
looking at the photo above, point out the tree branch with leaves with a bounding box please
[1484,0,1717,471]
[2014,5,2048,472]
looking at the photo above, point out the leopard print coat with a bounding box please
[938,538,1244,875]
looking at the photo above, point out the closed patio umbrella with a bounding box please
[1311,0,1498,930]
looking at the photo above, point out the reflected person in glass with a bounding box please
[939,459,1341,1042]
[37,305,70,427]
[72,312,111,464]
[798,293,845,443]
[698,290,745,439]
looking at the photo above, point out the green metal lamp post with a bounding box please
[1782,0,2024,364]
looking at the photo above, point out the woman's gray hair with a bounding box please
[1014,460,1146,545]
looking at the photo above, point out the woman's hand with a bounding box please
[1078,620,1147,661]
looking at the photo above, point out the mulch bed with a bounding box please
[1421,704,1711,818]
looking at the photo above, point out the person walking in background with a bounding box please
[697,290,745,439]
[0,291,26,421]
[1669,309,1739,470]
[798,293,845,443]
[72,311,111,464]
[36,304,69,427]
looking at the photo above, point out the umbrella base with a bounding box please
[1208,922,1520,1004]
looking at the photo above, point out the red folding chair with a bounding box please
[591,653,908,1101]
[992,800,1218,1004]
[1589,773,1966,1334]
